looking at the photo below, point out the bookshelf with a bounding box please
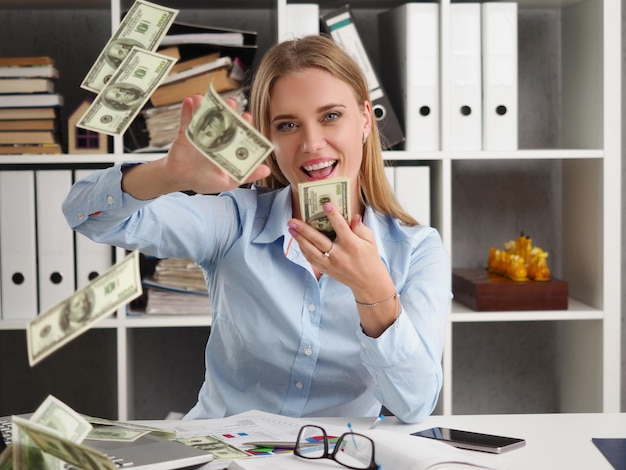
[0,0,620,420]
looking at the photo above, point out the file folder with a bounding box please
[482,2,518,150]
[321,5,404,149]
[449,3,482,151]
[74,169,114,289]
[280,4,319,41]
[378,3,439,151]
[394,166,431,226]
[36,170,76,312]
[0,170,38,318]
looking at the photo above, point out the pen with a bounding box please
[347,422,359,450]
[369,414,384,430]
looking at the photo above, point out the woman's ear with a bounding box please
[362,100,373,140]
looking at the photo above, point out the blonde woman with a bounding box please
[63,35,450,424]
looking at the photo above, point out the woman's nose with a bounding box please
[300,126,325,153]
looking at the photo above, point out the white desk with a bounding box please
[319,413,625,470]
[142,412,625,469]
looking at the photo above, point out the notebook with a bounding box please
[0,414,214,470]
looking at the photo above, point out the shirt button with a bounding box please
[304,347,312,356]
[295,381,303,389]
[77,212,84,220]
[107,195,114,205]
[308,304,316,312]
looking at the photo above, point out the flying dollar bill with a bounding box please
[0,443,12,470]
[186,84,274,184]
[81,0,178,93]
[13,395,92,470]
[298,177,350,240]
[77,47,177,136]
[27,251,142,367]
[12,417,116,470]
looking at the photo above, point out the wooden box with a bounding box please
[452,268,569,311]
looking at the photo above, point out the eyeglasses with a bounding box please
[294,425,379,470]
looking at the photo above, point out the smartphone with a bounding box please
[411,427,526,454]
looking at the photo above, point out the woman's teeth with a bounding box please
[303,160,335,172]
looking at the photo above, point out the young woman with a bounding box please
[63,35,451,424]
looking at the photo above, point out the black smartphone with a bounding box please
[411,427,526,454]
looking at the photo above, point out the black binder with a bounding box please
[320,5,405,149]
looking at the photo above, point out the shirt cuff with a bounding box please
[357,309,418,367]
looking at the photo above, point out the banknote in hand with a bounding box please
[186,84,274,184]
[298,177,350,240]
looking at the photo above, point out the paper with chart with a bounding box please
[81,0,178,93]
[77,47,177,136]
[27,251,142,366]
[186,84,274,184]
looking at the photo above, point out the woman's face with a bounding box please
[268,68,371,216]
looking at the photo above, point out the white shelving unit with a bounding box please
[0,0,620,420]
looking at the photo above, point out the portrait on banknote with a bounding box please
[102,83,145,111]
[105,38,142,68]
[58,287,95,333]
[192,108,237,152]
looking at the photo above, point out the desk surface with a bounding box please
[142,412,625,470]
[325,412,625,469]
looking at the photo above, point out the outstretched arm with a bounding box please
[121,95,271,200]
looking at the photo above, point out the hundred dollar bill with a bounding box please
[176,435,250,460]
[82,415,176,440]
[81,0,178,93]
[30,395,92,470]
[77,47,177,136]
[186,84,274,184]
[27,251,142,367]
[298,177,350,240]
[86,427,149,443]
[13,395,92,470]
[12,416,116,470]
[0,444,12,470]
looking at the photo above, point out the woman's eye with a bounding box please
[324,111,340,122]
[276,121,296,132]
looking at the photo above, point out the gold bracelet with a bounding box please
[355,292,400,307]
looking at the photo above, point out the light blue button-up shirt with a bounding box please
[63,163,451,424]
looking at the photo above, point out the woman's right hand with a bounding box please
[122,94,271,199]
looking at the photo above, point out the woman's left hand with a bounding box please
[288,203,394,302]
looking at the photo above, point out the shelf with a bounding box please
[0,0,109,8]
[0,316,119,331]
[450,298,603,322]
[0,149,605,165]
[121,314,211,328]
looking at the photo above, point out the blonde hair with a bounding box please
[249,35,418,226]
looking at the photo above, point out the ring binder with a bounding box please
[321,5,404,149]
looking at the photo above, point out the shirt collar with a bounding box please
[251,185,293,245]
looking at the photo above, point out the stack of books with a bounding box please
[132,257,211,316]
[0,56,64,155]
[124,21,257,153]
